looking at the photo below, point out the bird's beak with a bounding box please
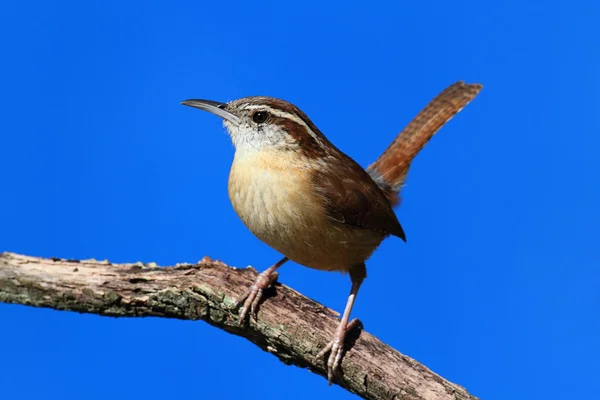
[181,99,240,125]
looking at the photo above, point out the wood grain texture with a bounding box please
[0,252,478,400]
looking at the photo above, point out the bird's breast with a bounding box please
[228,150,384,271]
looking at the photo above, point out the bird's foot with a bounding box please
[315,318,362,384]
[233,268,279,323]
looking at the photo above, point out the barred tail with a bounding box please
[367,81,483,206]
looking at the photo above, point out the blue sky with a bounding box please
[1,1,598,399]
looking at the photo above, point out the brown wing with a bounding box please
[312,154,407,241]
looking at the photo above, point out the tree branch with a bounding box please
[0,252,477,400]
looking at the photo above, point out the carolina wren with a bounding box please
[182,81,482,383]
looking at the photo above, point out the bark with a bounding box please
[0,252,477,400]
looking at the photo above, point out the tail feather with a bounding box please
[367,81,482,206]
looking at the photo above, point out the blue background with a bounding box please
[1,1,598,399]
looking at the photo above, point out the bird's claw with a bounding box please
[315,318,362,384]
[233,270,279,323]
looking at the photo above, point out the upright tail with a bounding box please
[367,81,483,207]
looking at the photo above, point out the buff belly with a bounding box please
[228,151,385,271]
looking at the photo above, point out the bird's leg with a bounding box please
[234,257,288,323]
[316,264,365,384]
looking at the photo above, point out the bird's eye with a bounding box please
[252,111,269,124]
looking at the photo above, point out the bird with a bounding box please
[181,81,482,383]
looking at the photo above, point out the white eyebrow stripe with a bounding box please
[244,104,323,144]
